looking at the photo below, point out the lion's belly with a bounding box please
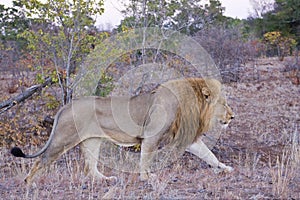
[103,128,141,146]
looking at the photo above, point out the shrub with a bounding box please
[194,25,256,82]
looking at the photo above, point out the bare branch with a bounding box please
[0,77,53,114]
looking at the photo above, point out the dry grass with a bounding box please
[1,58,300,199]
[269,129,300,198]
[1,136,299,199]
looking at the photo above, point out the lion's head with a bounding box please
[201,95,234,150]
[154,78,222,149]
[213,96,234,128]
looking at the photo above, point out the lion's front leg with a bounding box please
[186,139,233,172]
[139,135,161,181]
[140,143,155,180]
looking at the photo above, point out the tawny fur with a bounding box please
[157,78,221,151]
[11,78,234,184]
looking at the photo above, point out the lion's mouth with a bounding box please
[219,120,229,128]
[219,120,228,124]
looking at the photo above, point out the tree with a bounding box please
[118,0,226,35]
[17,0,105,104]
[272,0,300,41]
[249,0,274,18]
[248,0,300,45]
[0,1,29,42]
[263,31,297,60]
[114,0,245,85]
[0,1,29,69]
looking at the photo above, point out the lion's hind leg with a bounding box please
[186,139,233,173]
[81,138,117,183]
[24,147,65,184]
[24,159,42,184]
[24,132,82,184]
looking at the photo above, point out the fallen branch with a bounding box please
[0,77,53,114]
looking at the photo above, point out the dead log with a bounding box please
[0,77,53,114]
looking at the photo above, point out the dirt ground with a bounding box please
[0,57,299,199]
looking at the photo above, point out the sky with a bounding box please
[0,0,254,29]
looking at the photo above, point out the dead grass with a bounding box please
[1,58,300,199]
[269,129,300,198]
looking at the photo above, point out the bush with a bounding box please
[194,25,256,82]
[263,31,297,61]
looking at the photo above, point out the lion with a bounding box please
[11,78,234,184]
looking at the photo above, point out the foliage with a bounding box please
[0,0,106,147]
[263,31,297,60]
[0,93,58,147]
[0,1,29,69]
[118,0,227,35]
[94,70,114,97]
[271,0,300,39]
[0,1,28,44]
[247,0,300,46]
[16,0,105,104]
[44,92,60,110]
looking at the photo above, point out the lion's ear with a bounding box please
[202,87,210,101]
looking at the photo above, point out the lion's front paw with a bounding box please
[213,163,234,174]
[223,165,234,173]
[104,176,118,185]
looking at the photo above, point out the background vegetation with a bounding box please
[0,0,299,199]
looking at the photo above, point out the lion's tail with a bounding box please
[10,147,27,158]
[10,138,52,158]
[10,109,61,159]
[10,129,55,158]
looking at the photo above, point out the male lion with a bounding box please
[11,78,234,184]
